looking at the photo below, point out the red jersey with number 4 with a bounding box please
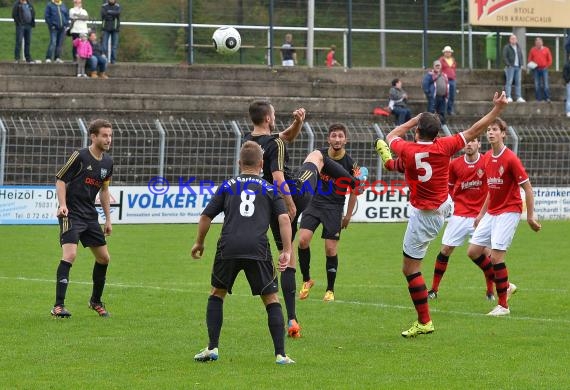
[390,133,466,210]
[448,153,488,217]
[484,146,528,215]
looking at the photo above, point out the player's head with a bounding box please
[249,100,276,132]
[464,137,481,157]
[486,118,507,145]
[88,119,112,151]
[239,141,263,171]
[416,112,441,141]
[391,78,401,87]
[327,123,348,151]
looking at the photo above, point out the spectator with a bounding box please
[44,0,69,64]
[73,32,92,77]
[12,0,37,64]
[389,78,412,125]
[280,33,297,66]
[101,0,121,64]
[527,37,552,102]
[422,60,449,124]
[439,45,457,115]
[563,55,570,117]
[326,44,340,67]
[69,0,89,60]
[502,34,526,103]
[87,31,108,79]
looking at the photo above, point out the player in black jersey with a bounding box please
[51,119,114,318]
[297,123,361,302]
[244,100,359,338]
[191,141,295,365]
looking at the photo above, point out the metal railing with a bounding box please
[2,18,568,70]
[1,116,569,188]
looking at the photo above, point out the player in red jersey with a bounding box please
[467,118,541,316]
[427,138,495,300]
[374,91,508,337]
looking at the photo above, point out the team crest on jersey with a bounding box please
[100,168,108,179]
[477,168,484,178]
[498,165,504,177]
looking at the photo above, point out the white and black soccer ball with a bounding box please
[212,27,241,55]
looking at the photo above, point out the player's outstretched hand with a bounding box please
[493,91,508,108]
[191,243,204,259]
[278,251,291,272]
[292,108,306,122]
[528,217,542,232]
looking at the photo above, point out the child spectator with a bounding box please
[326,45,340,67]
[73,33,92,77]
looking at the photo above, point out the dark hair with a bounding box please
[417,112,441,140]
[240,141,263,167]
[391,78,400,87]
[328,123,348,137]
[249,100,272,126]
[489,117,508,132]
[88,119,112,135]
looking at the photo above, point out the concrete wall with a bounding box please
[0,62,567,126]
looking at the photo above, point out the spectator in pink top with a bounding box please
[73,32,92,77]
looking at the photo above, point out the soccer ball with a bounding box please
[212,27,241,55]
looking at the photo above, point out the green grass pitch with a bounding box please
[1,221,568,389]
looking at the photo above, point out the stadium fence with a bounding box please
[1,117,569,188]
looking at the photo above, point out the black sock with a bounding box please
[326,255,338,291]
[55,260,72,307]
[280,267,297,321]
[266,302,285,356]
[206,295,224,350]
[298,247,311,281]
[91,262,108,303]
[322,155,353,180]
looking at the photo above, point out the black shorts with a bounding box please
[59,215,106,248]
[300,203,343,240]
[211,258,278,296]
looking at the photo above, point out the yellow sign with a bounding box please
[469,0,570,28]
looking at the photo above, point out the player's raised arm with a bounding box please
[386,114,422,144]
[462,91,508,142]
[279,108,306,143]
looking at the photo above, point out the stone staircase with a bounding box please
[0,62,567,126]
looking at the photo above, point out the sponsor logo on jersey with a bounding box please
[487,177,504,185]
[460,180,483,190]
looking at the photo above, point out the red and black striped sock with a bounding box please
[430,252,449,292]
[406,272,430,324]
[493,262,509,308]
[473,254,495,294]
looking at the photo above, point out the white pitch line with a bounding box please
[2,275,569,324]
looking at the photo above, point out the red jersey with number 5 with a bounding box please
[448,153,488,217]
[484,146,528,215]
[390,133,466,210]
